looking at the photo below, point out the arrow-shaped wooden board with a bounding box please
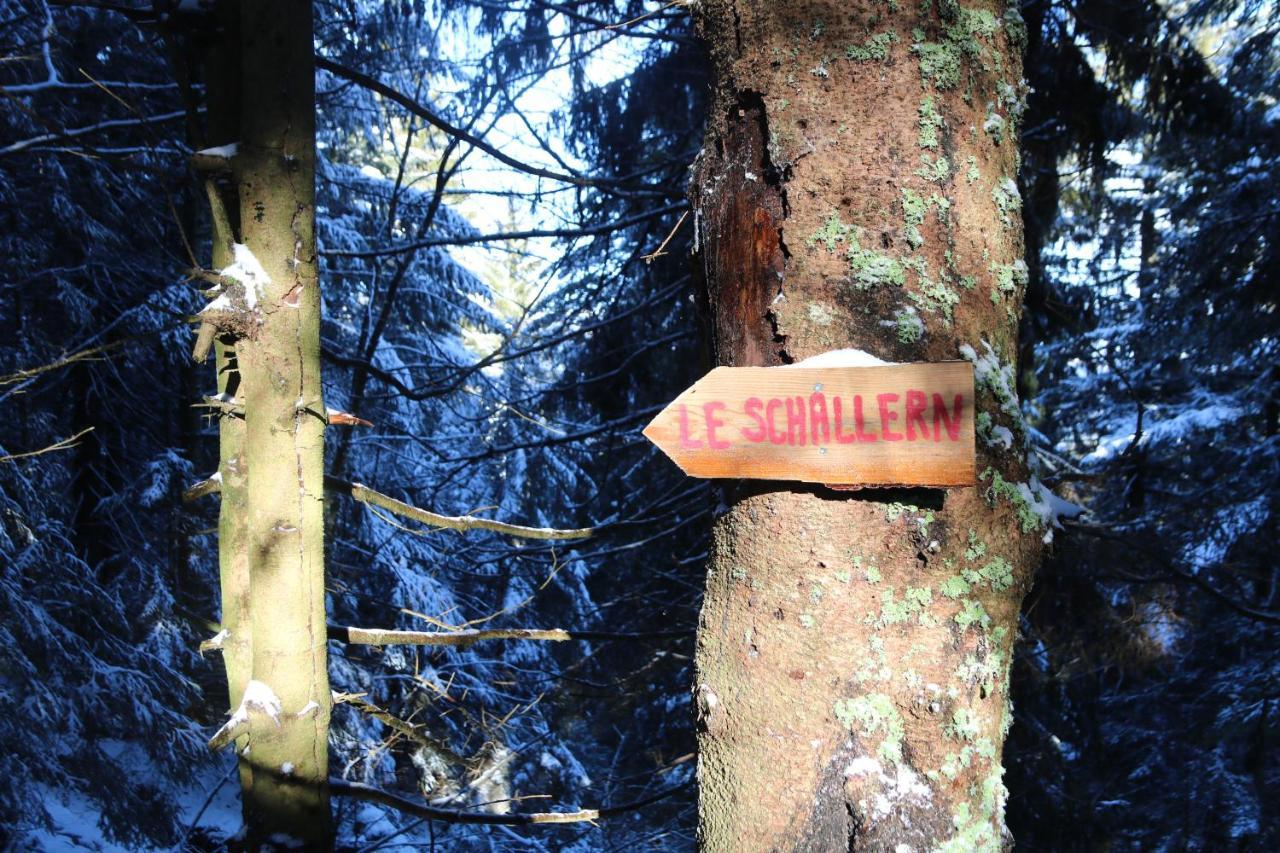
[642,362,975,487]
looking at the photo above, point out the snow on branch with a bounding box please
[325,476,592,540]
[182,471,221,502]
[191,143,238,173]
[198,628,229,656]
[0,109,188,156]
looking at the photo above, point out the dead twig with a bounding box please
[327,476,592,540]
[641,209,688,263]
[0,427,94,463]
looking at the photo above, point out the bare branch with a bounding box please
[321,202,687,260]
[183,474,222,503]
[641,209,688,263]
[0,109,188,156]
[0,427,94,463]
[315,57,664,196]
[326,476,592,540]
[0,342,126,387]
[332,692,472,768]
[328,625,690,647]
[329,777,690,826]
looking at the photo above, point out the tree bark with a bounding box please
[234,0,332,844]
[203,0,253,804]
[689,1,1042,849]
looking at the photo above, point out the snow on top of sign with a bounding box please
[785,349,896,368]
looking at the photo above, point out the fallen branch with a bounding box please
[328,777,690,826]
[326,476,592,540]
[329,625,690,647]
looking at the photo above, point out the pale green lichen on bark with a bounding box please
[854,636,894,683]
[940,573,971,599]
[965,528,987,560]
[1002,5,1029,52]
[834,692,906,762]
[911,6,1002,93]
[894,308,925,342]
[912,39,963,89]
[954,598,991,629]
[915,152,951,183]
[965,155,981,183]
[902,187,929,249]
[980,467,1047,534]
[983,103,1006,143]
[846,31,900,61]
[975,410,995,442]
[907,272,962,322]
[850,238,908,288]
[946,708,982,741]
[918,94,944,148]
[884,502,935,534]
[808,211,853,251]
[991,177,1021,226]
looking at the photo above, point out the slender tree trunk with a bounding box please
[689,2,1042,849]
[203,0,253,802]
[234,0,332,844]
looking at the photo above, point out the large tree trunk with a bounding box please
[689,1,1042,849]
[234,0,332,844]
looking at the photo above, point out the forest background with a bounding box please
[0,0,1276,848]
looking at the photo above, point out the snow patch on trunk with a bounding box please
[223,679,282,729]
[219,243,272,310]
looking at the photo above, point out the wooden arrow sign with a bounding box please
[642,362,975,487]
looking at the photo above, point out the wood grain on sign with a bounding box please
[642,362,975,487]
